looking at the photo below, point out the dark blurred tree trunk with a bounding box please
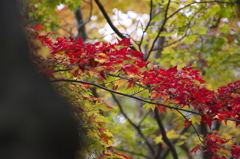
[0,1,79,159]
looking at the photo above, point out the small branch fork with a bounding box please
[154,108,178,159]
[144,0,237,60]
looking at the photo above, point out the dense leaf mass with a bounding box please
[28,24,240,158]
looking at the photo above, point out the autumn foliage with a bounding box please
[28,24,240,159]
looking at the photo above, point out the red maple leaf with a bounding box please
[157,106,167,114]
[190,144,201,154]
[26,23,45,32]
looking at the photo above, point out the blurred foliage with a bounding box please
[22,0,240,158]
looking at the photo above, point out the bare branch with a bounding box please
[94,0,125,39]
[94,0,137,51]
[111,93,155,155]
[138,0,154,52]
[144,0,171,61]
[167,1,237,21]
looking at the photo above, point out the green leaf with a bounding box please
[142,103,155,111]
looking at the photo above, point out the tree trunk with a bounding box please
[0,1,80,159]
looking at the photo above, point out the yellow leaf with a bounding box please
[103,131,113,138]
[175,140,185,146]
[189,115,202,125]
[167,130,180,139]
[32,39,50,59]
[98,53,108,58]
[87,129,98,138]
[218,148,231,156]
[94,57,107,63]
[154,135,163,144]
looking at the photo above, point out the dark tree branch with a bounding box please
[154,108,178,159]
[111,93,155,155]
[94,0,125,39]
[94,0,137,51]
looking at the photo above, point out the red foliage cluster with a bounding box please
[204,133,240,159]
[33,33,148,75]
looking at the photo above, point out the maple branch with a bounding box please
[111,93,155,155]
[51,79,199,114]
[154,108,178,159]
[145,0,171,61]
[50,79,240,124]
